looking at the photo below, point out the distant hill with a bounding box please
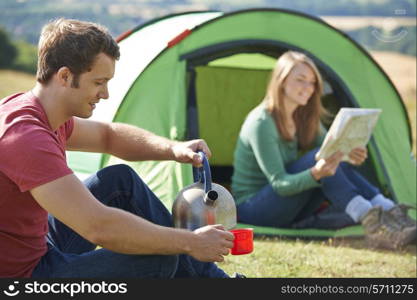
[0,0,415,57]
[1,0,415,42]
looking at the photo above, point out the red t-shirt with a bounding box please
[0,92,74,277]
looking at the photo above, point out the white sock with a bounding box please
[370,194,395,211]
[345,195,373,223]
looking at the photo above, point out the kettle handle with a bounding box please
[196,151,212,193]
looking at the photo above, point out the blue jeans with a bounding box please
[237,148,380,228]
[31,164,229,278]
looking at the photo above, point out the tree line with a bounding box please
[0,27,37,73]
[1,22,415,75]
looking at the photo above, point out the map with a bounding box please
[316,108,382,161]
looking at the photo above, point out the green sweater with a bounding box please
[231,104,326,205]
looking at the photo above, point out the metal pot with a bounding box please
[172,151,237,230]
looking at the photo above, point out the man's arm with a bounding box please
[30,174,233,262]
[67,118,210,165]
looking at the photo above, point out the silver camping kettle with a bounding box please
[172,151,237,231]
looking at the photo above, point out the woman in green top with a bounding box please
[231,51,415,249]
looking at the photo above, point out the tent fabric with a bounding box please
[236,222,363,238]
[196,64,271,165]
[67,8,416,237]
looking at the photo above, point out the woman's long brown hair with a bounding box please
[264,51,327,150]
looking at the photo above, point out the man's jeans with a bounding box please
[31,164,229,278]
[237,148,380,228]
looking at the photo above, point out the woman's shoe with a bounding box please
[361,206,416,250]
[386,204,416,246]
[386,204,416,229]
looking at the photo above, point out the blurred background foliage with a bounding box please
[0,0,415,74]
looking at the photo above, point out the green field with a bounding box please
[219,237,416,277]
[0,70,36,97]
[1,69,416,277]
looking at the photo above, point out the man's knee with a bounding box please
[98,164,135,178]
[96,164,143,186]
[85,164,142,197]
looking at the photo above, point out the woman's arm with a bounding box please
[248,117,320,197]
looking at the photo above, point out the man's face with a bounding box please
[67,52,115,118]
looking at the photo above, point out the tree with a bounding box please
[0,27,17,68]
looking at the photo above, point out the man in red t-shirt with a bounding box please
[0,18,236,278]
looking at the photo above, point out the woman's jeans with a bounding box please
[237,148,380,228]
[31,164,229,278]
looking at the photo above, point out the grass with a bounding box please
[0,69,36,98]
[218,237,416,277]
[1,68,416,278]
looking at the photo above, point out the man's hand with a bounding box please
[348,147,367,166]
[171,139,212,167]
[188,225,234,262]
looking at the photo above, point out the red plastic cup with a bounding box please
[230,228,254,255]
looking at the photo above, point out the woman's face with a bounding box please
[282,63,316,108]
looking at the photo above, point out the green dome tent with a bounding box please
[67,9,416,237]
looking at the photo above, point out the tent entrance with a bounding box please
[185,49,388,196]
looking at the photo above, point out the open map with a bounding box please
[316,108,382,161]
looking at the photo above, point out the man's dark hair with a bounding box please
[36,18,120,87]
